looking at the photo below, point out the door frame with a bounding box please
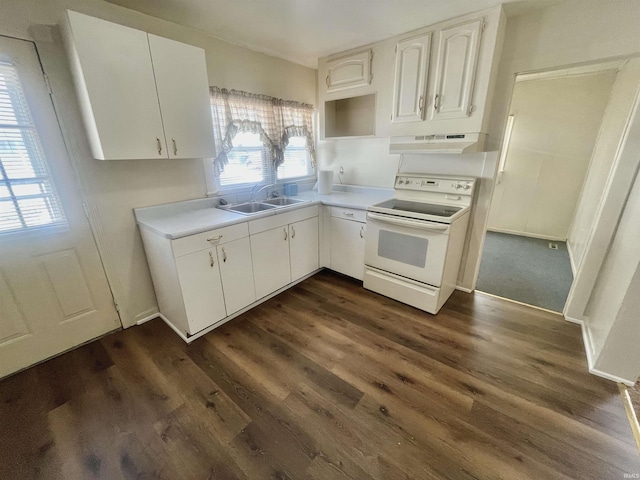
[564,86,640,322]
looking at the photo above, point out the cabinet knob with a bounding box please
[172,138,178,156]
[283,228,288,241]
[360,226,365,238]
[222,247,227,262]
[156,137,163,155]
[291,226,296,238]
[418,95,424,113]
[209,251,214,267]
[434,94,440,111]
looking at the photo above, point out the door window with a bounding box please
[0,62,66,234]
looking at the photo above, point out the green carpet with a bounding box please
[476,231,574,312]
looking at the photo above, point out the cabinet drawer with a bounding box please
[330,206,366,223]
[248,205,319,235]
[171,222,249,257]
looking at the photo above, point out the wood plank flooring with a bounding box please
[1,270,639,479]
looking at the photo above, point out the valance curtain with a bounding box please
[209,87,315,176]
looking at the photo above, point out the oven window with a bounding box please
[378,230,428,268]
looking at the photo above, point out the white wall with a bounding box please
[0,0,316,328]
[488,70,616,240]
[568,59,640,269]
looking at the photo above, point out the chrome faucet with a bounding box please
[250,183,276,202]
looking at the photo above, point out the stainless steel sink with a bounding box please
[260,197,307,206]
[219,202,277,215]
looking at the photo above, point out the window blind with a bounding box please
[0,62,66,234]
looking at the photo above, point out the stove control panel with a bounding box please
[395,175,475,195]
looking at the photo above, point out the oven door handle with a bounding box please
[366,212,450,232]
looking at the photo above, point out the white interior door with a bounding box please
[0,36,120,378]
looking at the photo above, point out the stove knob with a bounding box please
[397,179,404,185]
[464,183,471,190]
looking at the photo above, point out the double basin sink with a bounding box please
[218,197,307,216]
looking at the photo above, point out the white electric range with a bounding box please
[364,173,476,314]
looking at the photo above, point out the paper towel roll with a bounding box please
[318,170,333,195]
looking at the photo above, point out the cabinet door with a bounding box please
[289,217,319,281]
[148,34,215,159]
[325,50,372,92]
[431,18,483,121]
[175,249,226,334]
[330,218,366,281]
[217,237,256,315]
[392,34,431,123]
[66,11,166,160]
[251,227,291,299]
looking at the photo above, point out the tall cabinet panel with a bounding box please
[66,11,165,160]
[217,237,256,315]
[148,34,215,159]
[392,34,431,123]
[175,249,227,335]
[251,227,292,299]
[431,19,483,121]
[289,217,319,281]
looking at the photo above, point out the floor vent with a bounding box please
[549,242,559,250]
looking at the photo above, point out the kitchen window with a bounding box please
[0,62,66,234]
[209,87,315,193]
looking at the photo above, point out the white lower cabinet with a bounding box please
[139,204,322,339]
[217,237,256,315]
[175,248,227,334]
[249,206,320,300]
[251,226,292,299]
[330,215,366,281]
[290,217,319,281]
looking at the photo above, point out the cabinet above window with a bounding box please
[64,11,214,160]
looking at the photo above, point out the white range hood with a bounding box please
[389,133,486,154]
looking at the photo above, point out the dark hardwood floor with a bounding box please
[1,270,638,479]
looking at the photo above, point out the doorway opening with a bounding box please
[476,62,621,312]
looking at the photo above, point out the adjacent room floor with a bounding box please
[1,270,638,479]
[476,231,574,312]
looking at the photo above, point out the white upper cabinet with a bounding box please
[392,33,431,123]
[65,11,214,160]
[148,34,215,160]
[431,18,483,121]
[325,50,372,93]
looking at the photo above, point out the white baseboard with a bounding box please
[486,228,566,242]
[455,285,473,293]
[135,309,160,326]
[573,315,636,386]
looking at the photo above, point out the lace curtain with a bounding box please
[210,87,315,176]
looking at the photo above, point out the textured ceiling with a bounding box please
[104,0,563,68]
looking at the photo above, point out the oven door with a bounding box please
[365,212,449,287]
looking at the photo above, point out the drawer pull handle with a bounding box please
[434,94,440,111]
[343,212,354,217]
[207,235,223,244]
[156,137,163,155]
[284,228,288,241]
[209,251,214,267]
[291,226,296,238]
[222,247,227,262]
[172,137,178,156]
[360,226,365,238]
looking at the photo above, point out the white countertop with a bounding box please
[134,185,394,239]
